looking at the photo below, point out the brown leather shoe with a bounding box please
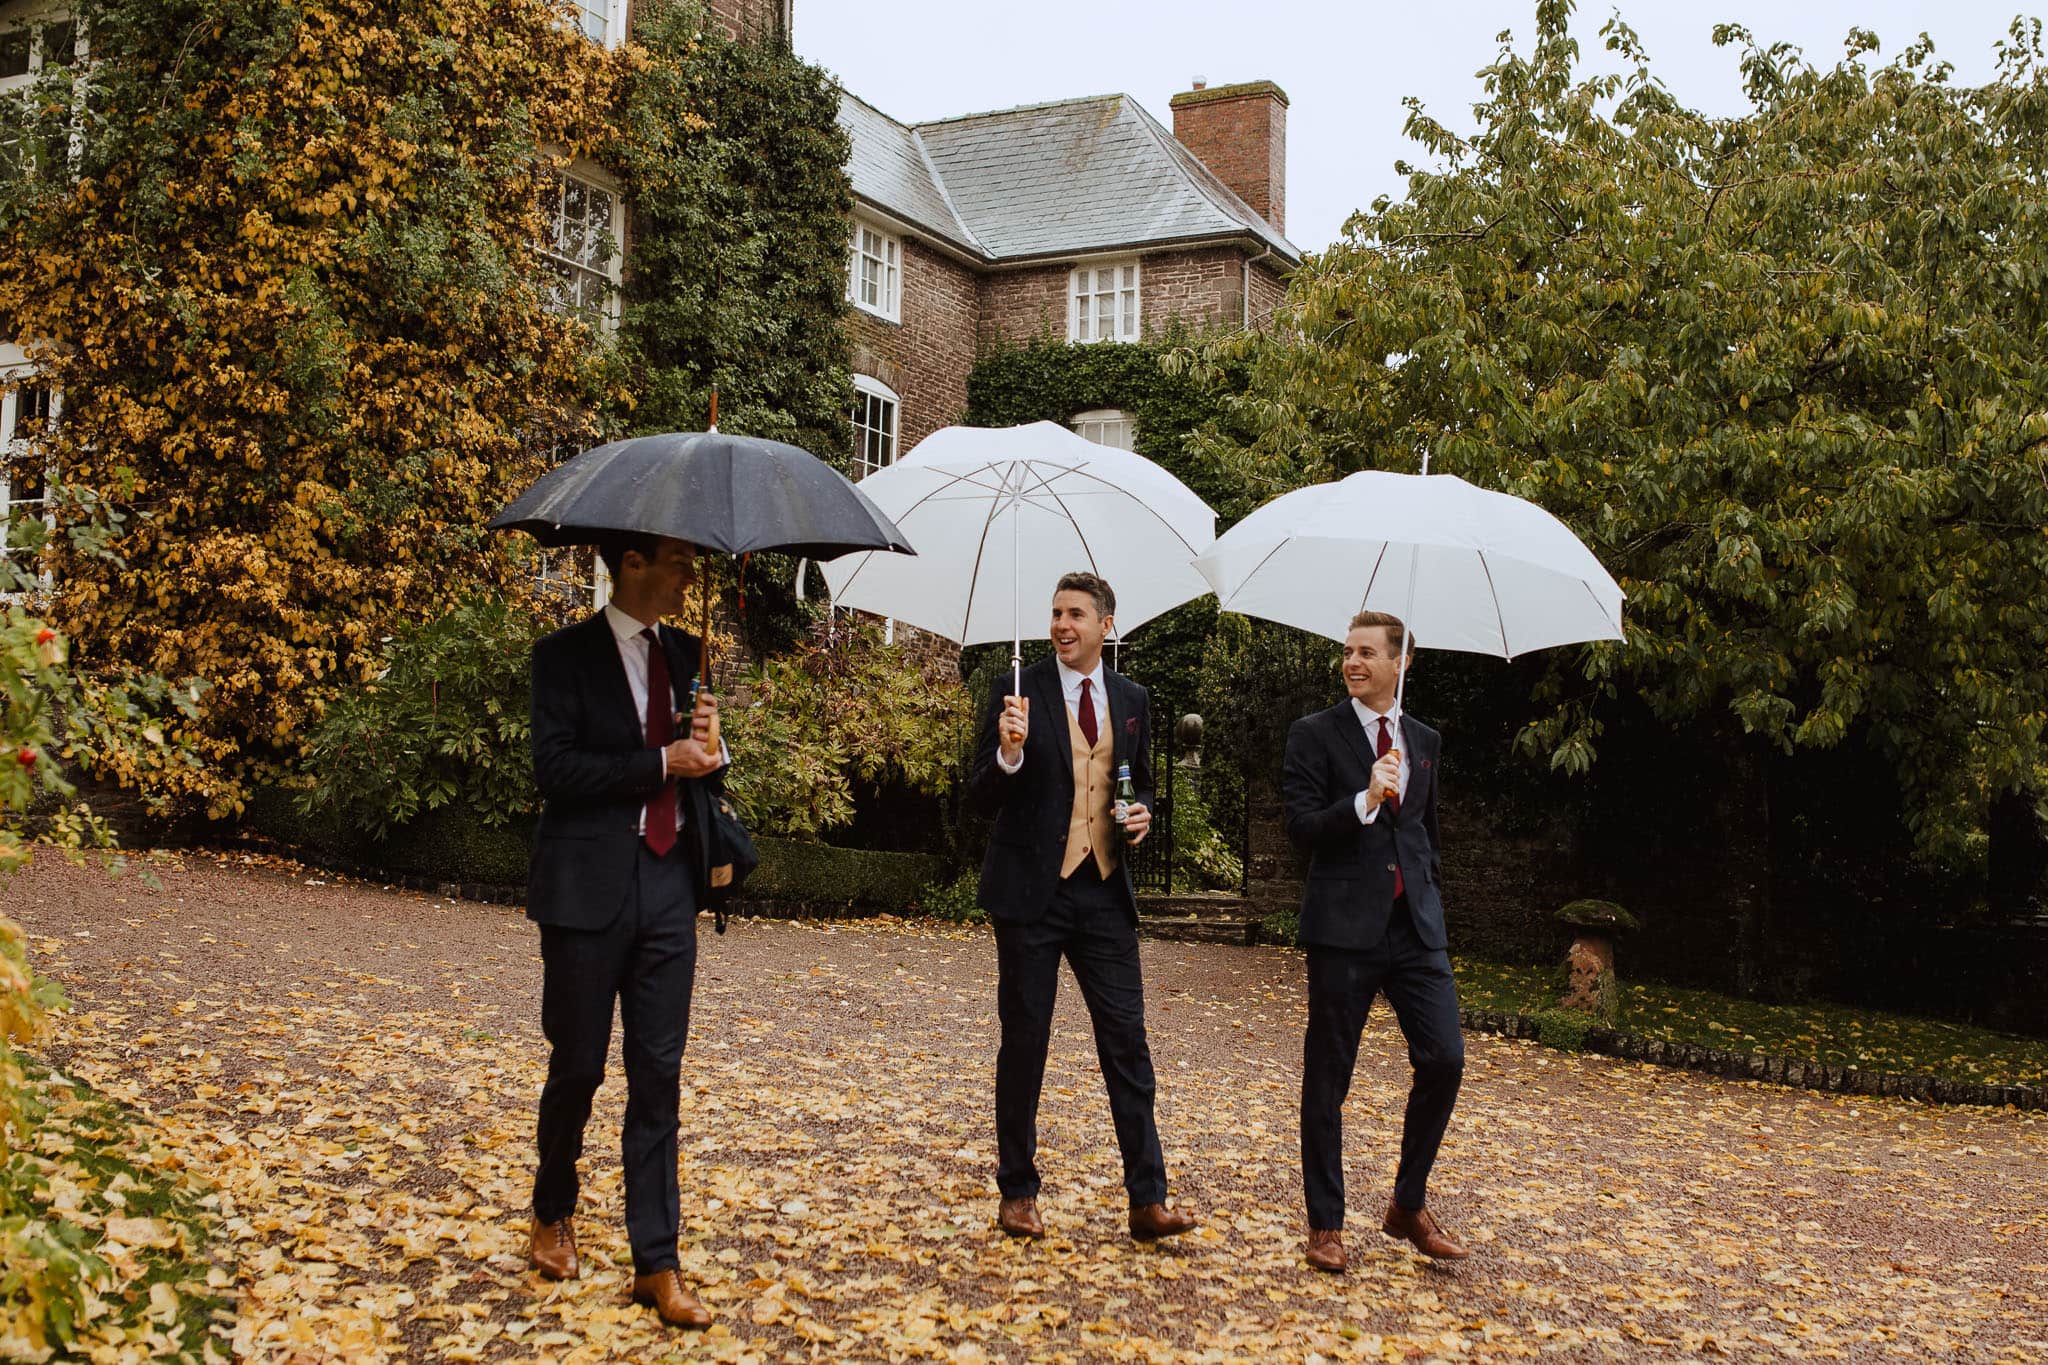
[998,1196,1044,1239]
[1129,1202,1198,1241]
[631,1267,713,1329]
[528,1215,578,1281]
[1381,1200,1470,1260]
[1305,1227,1347,1273]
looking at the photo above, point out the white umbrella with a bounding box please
[820,422,1216,692]
[1193,465,1624,722]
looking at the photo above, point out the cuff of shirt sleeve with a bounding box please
[1354,790,1380,825]
[997,747,1024,775]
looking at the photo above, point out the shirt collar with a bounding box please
[1056,657,1106,700]
[1351,697,1398,732]
[604,603,655,644]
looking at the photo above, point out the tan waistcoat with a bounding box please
[1061,699,1117,879]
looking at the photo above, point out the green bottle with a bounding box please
[1113,762,1137,837]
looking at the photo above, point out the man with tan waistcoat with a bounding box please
[963,572,1200,1243]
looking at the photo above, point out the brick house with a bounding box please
[0,0,1300,595]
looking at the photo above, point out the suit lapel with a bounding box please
[1033,661,1072,799]
[1334,702,1378,785]
[1106,670,1128,771]
[1400,714,1431,813]
[587,614,640,742]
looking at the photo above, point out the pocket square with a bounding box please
[1124,716,1139,734]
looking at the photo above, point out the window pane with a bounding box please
[40,22,75,68]
[1122,292,1136,339]
[0,29,29,78]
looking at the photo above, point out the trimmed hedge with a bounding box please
[744,837,940,910]
[240,788,938,912]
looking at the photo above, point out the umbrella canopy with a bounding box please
[1194,469,1624,656]
[818,422,1215,685]
[487,430,914,561]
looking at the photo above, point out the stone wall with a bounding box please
[849,238,979,452]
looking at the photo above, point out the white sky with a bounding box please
[793,1,2039,255]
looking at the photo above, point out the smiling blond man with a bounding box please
[1282,610,1469,1273]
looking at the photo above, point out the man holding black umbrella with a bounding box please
[524,533,726,1330]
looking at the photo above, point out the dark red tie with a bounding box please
[1377,716,1404,898]
[642,629,677,856]
[1078,678,1098,746]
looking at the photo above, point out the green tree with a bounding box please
[607,2,853,459]
[1197,3,2048,870]
[0,0,619,811]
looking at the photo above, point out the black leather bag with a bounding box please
[704,794,758,932]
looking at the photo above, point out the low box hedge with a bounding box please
[241,788,939,913]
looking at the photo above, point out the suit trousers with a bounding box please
[992,862,1168,1206]
[533,843,698,1273]
[1300,900,1464,1229]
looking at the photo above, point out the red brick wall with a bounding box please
[1142,247,1245,334]
[977,264,1071,349]
[848,238,979,454]
[1168,81,1287,235]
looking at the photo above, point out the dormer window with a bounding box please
[848,219,901,322]
[1070,260,1140,343]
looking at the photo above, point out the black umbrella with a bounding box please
[488,427,916,707]
[487,429,914,560]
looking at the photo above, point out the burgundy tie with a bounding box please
[1078,678,1098,747]
[642,629,677,856]
[1377,716,1404,899]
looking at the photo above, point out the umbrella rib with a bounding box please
[1032,462,1209,557]
[1478,550,1511,657]
[1219,538,1290,611]
[1582,576,1623,637]
[1356,541,1392,616]
[958,460,1021,641]
[829,460,1006,600]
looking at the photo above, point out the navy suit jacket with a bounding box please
[963,656,1155,925]
[526,613,724,930]
[1281,702,1447,951]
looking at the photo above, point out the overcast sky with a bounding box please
[793,1,2039,255]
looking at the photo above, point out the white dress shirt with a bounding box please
[995,657,1107,774]
[1350,697,1411,825]
[604,604,726,834]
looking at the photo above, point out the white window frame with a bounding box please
[1070,408,1135,451]
[851,374,899,479]
[847,218,902,323]
[2,10,85,180]
[539,163,623,331]
[0,375,58,593]
[1069,259,1141,344]
[572,0,623,47]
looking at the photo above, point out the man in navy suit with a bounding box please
[523,533,726,1329]
[963,572,1199,1243]
[1282,610,1470,1272]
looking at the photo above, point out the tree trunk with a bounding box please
[1719,739,1775,998]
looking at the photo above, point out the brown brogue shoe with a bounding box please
[1129,1202,1198,1241]
[998,1196,1044,1239]
[1381,1201,1470,1260]
[631,1267,713,1329]
[528,1215,578,1280]
[1305,1227,1347,1273]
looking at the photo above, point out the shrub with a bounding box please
[915,872,985,925]
[1530,1007,1600,1053]
[720,623,970,839]
[294,598,546,839]
[1169,763,1243,892]
[1257,908,1301,947]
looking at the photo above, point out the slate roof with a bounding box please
[838,91,1300,267]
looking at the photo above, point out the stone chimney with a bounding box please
[1168,79,1288,235]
